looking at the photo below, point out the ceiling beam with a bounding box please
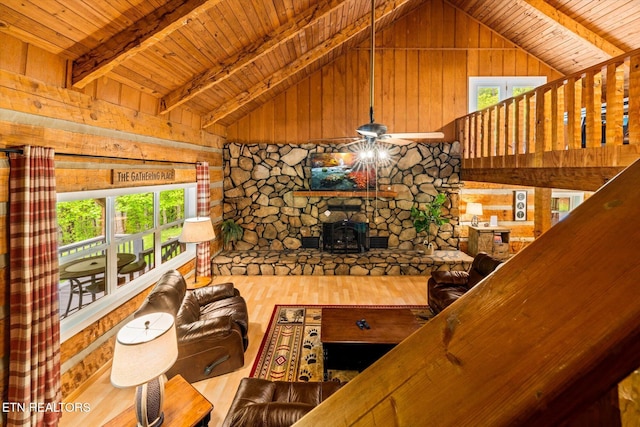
[460,166,624,191]
[201,0,413,129]
[71,0,224,89]
[160,0,350,115]
[521,0,625,58]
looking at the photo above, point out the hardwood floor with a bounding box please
[59,275,428,427]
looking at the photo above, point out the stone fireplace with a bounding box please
[322,220,368,253]
[223,142,462,251]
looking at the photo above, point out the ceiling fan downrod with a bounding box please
[357,0,385,139]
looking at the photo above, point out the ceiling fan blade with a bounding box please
[344,138,367,147]
[307,137,360,144]
[386,132,445,140]
[382,138,414,146]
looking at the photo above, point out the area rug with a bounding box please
[250,305,433,383]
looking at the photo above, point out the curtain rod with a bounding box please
[1,147,24,154]
[1,148,196,165]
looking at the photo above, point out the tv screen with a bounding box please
[309,153,376,190]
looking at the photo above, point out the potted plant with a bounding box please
[221,218,244,250]
[410,193,450,255]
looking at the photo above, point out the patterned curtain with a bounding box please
[196,162,211,278]
[7,146,61,427]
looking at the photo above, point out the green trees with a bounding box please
[57,189,185,246]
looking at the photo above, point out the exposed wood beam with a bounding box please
[202,0,413,128]
[160,0,349,115]
[460,166,624,191]
[520,0,625,58]
[71,0,224,89]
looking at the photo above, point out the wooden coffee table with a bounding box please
[321,307,420,377]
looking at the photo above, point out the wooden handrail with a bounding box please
[456,48,640,178]
[295,158,640,425]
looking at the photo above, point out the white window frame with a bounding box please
[469,76,547,112]
[58,183,197,342]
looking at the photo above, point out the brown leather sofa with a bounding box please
[222,378,343,427]
[428,252,503,314]
[134,269,249,383]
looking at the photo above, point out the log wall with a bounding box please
[0,32,226,399]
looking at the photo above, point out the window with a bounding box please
[469,76,547,112]
[58,183,196,340]
[551,190,586,226]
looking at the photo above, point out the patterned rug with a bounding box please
[250,305,433,383]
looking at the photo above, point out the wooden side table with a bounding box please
[468,226,510,259]
[102,374,212,427]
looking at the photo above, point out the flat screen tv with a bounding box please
[309,153,376,191]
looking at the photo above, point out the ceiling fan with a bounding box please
[349,0,444,146]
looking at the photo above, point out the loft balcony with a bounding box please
[456,48,640,191]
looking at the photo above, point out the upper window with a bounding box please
[58,183,196,341]
[469,76,547,112]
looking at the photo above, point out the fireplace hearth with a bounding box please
[323,220,368,253]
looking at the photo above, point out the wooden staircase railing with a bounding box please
[456,48,640,190]
[295,158,640,426]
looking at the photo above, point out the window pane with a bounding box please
[160,189,185,225]
[115,193,154,234]
[477,86,499,109]
[118,234,153,286]
[513,86,534,96]
[57,199,106,253]
[161,226,185,263]
[59,250,109,318]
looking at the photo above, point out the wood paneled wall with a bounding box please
[459,182,535,253]
[0,32,225,400]
[227,0,562,144]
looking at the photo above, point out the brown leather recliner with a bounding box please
[222,378,343,427]
[134,269,249,383]
[428,252,503,314]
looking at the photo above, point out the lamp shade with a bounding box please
[179,217,215,244]
[466,202,484,216]
[111,312,178,388]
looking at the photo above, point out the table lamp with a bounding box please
[466,202,483,227]
[111,312,178,427]
[179,217,215,284]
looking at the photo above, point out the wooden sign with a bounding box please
[112,169,175,185]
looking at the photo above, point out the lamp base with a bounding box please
[471,215,479,227]
[135,375,166,427]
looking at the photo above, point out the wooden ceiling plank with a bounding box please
[159,0,349,115]
[201,0,414,128]
[0,3,83,58]
[520,0,625,57]
[71,0,225,89]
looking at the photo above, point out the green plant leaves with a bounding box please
[410,193,450,243]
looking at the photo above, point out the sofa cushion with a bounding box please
[430,270,470,286]
[428,252,503,314]
[133,269,249,383]
[177,292,201,325]
[468,252,504,289]
[223,378,343,427]
[135,269,186,317]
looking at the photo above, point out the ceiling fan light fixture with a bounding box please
[357,122,387,138]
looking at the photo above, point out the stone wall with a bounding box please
[223,142,463,251]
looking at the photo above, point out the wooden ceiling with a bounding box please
[1,0,639,130]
